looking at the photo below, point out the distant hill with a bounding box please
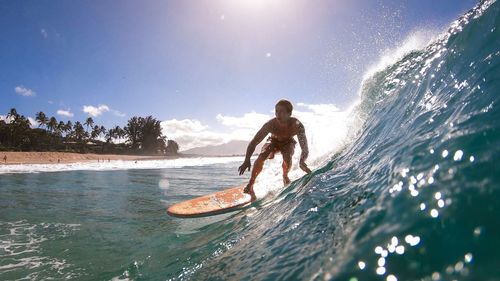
[181,140,264,157]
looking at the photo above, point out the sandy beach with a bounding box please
[0,151,177,165]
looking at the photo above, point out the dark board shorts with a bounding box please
[259,137,296,160]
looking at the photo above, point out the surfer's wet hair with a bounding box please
[276,99,293,113]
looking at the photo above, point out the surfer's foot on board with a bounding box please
[243,183,257,201]
[283,176,291,186]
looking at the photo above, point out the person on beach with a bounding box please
[238,99,312,201]
[3,155,6,163]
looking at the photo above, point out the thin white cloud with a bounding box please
[160,119,226,151]
[296,102,340,114]
[112,109,126,117]
[41,28,48,38]
[83,104,110,117]
[82,104,124,117]
[216,112,271,129]
[162,119,209,133]
[57,109,74,118]
[14,85,36,97]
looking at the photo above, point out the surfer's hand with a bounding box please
[238,160,251,175]
[299,160,312,174]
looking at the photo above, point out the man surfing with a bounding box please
[238,99,312,201]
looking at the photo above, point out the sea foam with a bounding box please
[0,156,244,174]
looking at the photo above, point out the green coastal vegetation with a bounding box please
[0,108,180,155]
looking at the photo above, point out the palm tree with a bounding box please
[57,121,65,137]
[10,114,31,149]
[35,111,48,129]
[124,116,141,150]
[113,126,125,143]
[47,117,58,134]
[6,108,19,123]
[73,121,86,142]
[105,128,116,143]
[84,117,94,134]
[140,116,164,153]
[91,125,102,141]
[64,121,73,139]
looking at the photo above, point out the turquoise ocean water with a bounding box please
[1,1,500,280]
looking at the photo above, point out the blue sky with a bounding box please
[0,0,477,149]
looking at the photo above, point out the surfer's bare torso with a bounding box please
[265,117,304,142]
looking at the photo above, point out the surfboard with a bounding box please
[167,185,255,218]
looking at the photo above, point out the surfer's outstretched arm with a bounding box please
[238,122,270,175]
[297,122,311,173]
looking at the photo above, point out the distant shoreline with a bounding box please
[0,151,179,165]
[0,151,246,165]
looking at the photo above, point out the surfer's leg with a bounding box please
[248,156,266,186]
[244,145,273,199]
[281,141,295,186]
[282,153,292,185]
[244,155,265,200]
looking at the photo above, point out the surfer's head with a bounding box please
[275,99,293,122]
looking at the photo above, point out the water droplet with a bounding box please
[434,192,442,200]
[420,203,426,210]
[446,266,454,274]
[430,209,439,218]
[473,227,482,236]
[433,164,440,172]
[378,257,386,267]
[438,199,445,208]
[391,236,398,246]
[465,253,473,263]
[410,176,417,184]
[376,267,386,275]
[388,244,396,253]
[432,272,440,280]
[387,274,398,281]
[455,261,464,272]
[469,156,475,162]
[396,245,405,254]
[358,261,366,270]
[453,150,463,161]
[375,246,383,254]
[405,235,420,246]
[442,150,449,158]
[401,168,409,177]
